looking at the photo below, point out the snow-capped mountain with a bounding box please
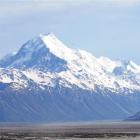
[0,33,140,122]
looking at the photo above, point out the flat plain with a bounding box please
[0,122,140,140]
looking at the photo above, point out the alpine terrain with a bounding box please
[126,111,140,121]
[0,33,140,122]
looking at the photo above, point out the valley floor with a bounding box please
[0,122,140,140]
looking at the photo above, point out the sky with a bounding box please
[0,0,140,64]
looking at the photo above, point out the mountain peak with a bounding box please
[0,33,140,91]
[39,32,56,38]
[39,33,75,61]
[0,33,70,71]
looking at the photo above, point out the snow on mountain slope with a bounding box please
[0,33,140,92]
[0,33,140,122]
[98,56,121,73]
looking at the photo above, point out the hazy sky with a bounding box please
[0,0,140,64]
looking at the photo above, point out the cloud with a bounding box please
[0,0,91,12]
[0,0,92,19]
[0,0,140,19]
[100,0,140,6]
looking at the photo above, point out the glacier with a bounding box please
[0,33,140,122]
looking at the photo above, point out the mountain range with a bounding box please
[0,33,140,122]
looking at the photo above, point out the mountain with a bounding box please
[126,111,140,121]
[0,33,140,122]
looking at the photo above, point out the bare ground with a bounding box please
[0,122,140,140]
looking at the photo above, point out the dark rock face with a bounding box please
[0,37,68,72]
